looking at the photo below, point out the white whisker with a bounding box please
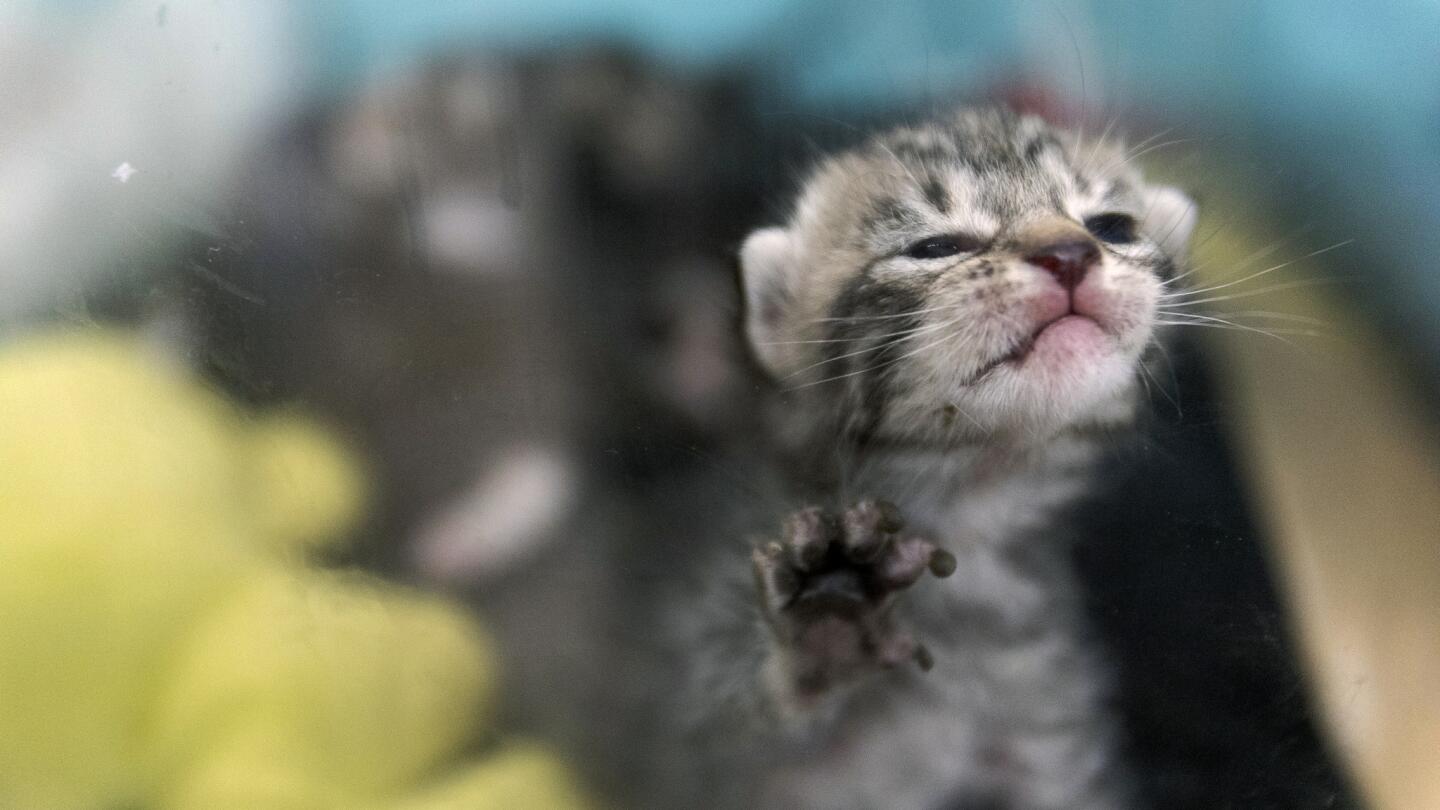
[1161,277,1346,308]
[1154,318,1317,343]
[1162,240,1352,299]
[788,313,970,391]
[781,316,959,381]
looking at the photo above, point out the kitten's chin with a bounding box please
[958,326,1145,436]
[1014,314,1110,371]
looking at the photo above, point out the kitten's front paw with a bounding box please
[752,500,955,697]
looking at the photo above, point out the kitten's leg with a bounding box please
[644,499,954,808]
[751,500,956,710]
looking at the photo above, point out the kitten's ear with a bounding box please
[740,226,799,376]
[1140,186,1197,258]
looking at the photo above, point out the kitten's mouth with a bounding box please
[964,314,1107,384]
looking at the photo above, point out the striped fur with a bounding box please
[568,108,1196,809]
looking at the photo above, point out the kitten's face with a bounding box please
[742,109,1196,445]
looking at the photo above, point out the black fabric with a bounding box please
[1072,336,1357,809]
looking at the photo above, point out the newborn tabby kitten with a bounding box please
[617,107,1199,810]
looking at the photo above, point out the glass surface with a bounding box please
[2,3,1436,809]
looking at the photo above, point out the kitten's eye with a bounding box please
[1083,213,1139,244]
[902,235,981,260]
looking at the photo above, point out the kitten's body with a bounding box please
[539,107,1199,809]
[612,441,1127,807]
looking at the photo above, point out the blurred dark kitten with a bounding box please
[185,48,763,578]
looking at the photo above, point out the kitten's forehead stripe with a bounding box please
[864,116,1099,226]
[863,197,926,242]
[794,108,1162,276]
[1023,133,1059,163]
[886,139,956,166]
[922,175,951,214]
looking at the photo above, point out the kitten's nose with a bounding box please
[1025,239,1100,292]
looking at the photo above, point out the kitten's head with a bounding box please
[741,108,1195,446]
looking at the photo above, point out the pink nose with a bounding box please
[1026,239,1100,291]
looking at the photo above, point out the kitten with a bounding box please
[565,107,1198,810]
[185,48,760,576]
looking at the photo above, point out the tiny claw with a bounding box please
[913,643,934,671]
[928,548,957,578]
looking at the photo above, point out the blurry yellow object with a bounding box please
[0,330,589,810]
[150,570,495,807]
[247,415,368,556]
[396,744,595,810]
